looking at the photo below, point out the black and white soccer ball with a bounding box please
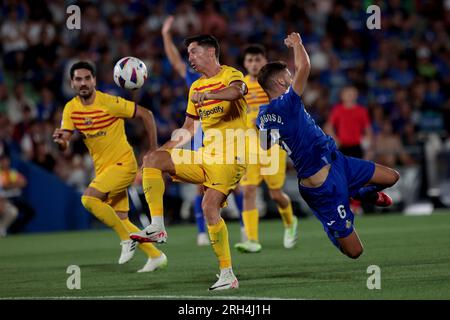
[113,56,147,90]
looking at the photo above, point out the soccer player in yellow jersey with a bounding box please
[235,45,299,254]
[130,35,247,291]
[53,61,167,272]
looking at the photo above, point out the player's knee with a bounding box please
[81,195,97,212]
[142,151,159,168]
[346,246,364,259]
[268,189,282,201]
[389,169,400,186]
[243,186,257,201]
[269,189,288,205]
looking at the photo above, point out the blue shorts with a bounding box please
[298,151,375,242]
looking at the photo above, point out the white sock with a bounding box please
[220,267,233,276]
[151,216,165,229]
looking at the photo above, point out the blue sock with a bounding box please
[194,194,206,233]
[234,191,244,226]
[353,185,383,202]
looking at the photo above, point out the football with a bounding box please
[113,56,147,90]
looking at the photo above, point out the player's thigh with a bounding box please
[240,163,262,187]
[168,149,206,185]
[263,150,287,189]
[143,150,175,174]
[299,161,355,242]
[366,163,400,187]
[341,153,376,197]
[107,190,130,213]
[203,163,246,197]
[89,163,137,196]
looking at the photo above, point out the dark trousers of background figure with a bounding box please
[7,197,36,233]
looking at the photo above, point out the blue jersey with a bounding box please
[256,86,337,179]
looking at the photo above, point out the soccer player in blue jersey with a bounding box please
[256,32,400,258]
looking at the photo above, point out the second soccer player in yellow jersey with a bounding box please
[235,45,299,253]
[130,35,247,291]
[53,61,167,272]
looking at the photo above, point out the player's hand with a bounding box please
[162,15,174,35]
[284,32,303,48]
[53,128,67,148]
[191,91,210,106]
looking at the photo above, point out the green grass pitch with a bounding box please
[1,212,449,300]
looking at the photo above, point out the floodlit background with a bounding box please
[0,0,449,233]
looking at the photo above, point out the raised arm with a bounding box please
[134,106,158,152]
[284,32,311,96]
[162,15,187,79]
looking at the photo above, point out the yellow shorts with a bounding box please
[89,158,137,212]
[240,145,287,189]
[168,149,246,196]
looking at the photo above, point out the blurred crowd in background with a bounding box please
[0,0,449,231]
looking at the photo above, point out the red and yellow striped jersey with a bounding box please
[186,65,248,156]
[61,90,136,172]
[244,75,269,129]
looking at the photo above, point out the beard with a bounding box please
[78,87,94,99]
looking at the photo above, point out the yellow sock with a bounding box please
[81,196,129,240]
[278,201,294,227]
[142,168,165,218]
[242,209,259,242]
[122,218,161,258]
[207,218,232,269]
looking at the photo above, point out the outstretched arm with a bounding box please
[135,106,158,152]
[162,15,187,78]
[284,32,311,96]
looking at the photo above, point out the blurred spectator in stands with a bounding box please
[200,1,228,38]
[0,196,18,237]
[1,5,28,73]
[0,77,8,115]
[66,154,89,192]
[12,105,34,145]
[6,83,37,125]
[326,86,373,159]
[374,119,415,167]
[0,153,35,234]
[172,0,201,36]
[36,87,57,121]
[32,141,56,172]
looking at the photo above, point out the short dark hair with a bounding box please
[243,44,266,58]
[257,61,287,92]
[184,34,220,59]
[70,61,96,79]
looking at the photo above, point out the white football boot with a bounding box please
[283,216,299,249]
[137,253,168,273]
[130,224,167,244]
[208,269,239,291]
[118,240,137,264]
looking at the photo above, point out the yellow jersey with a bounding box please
[61,90,136,172]
[243,75,269,129]
[186,65,248,158]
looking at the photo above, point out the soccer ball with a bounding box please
[113,56,147,90]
